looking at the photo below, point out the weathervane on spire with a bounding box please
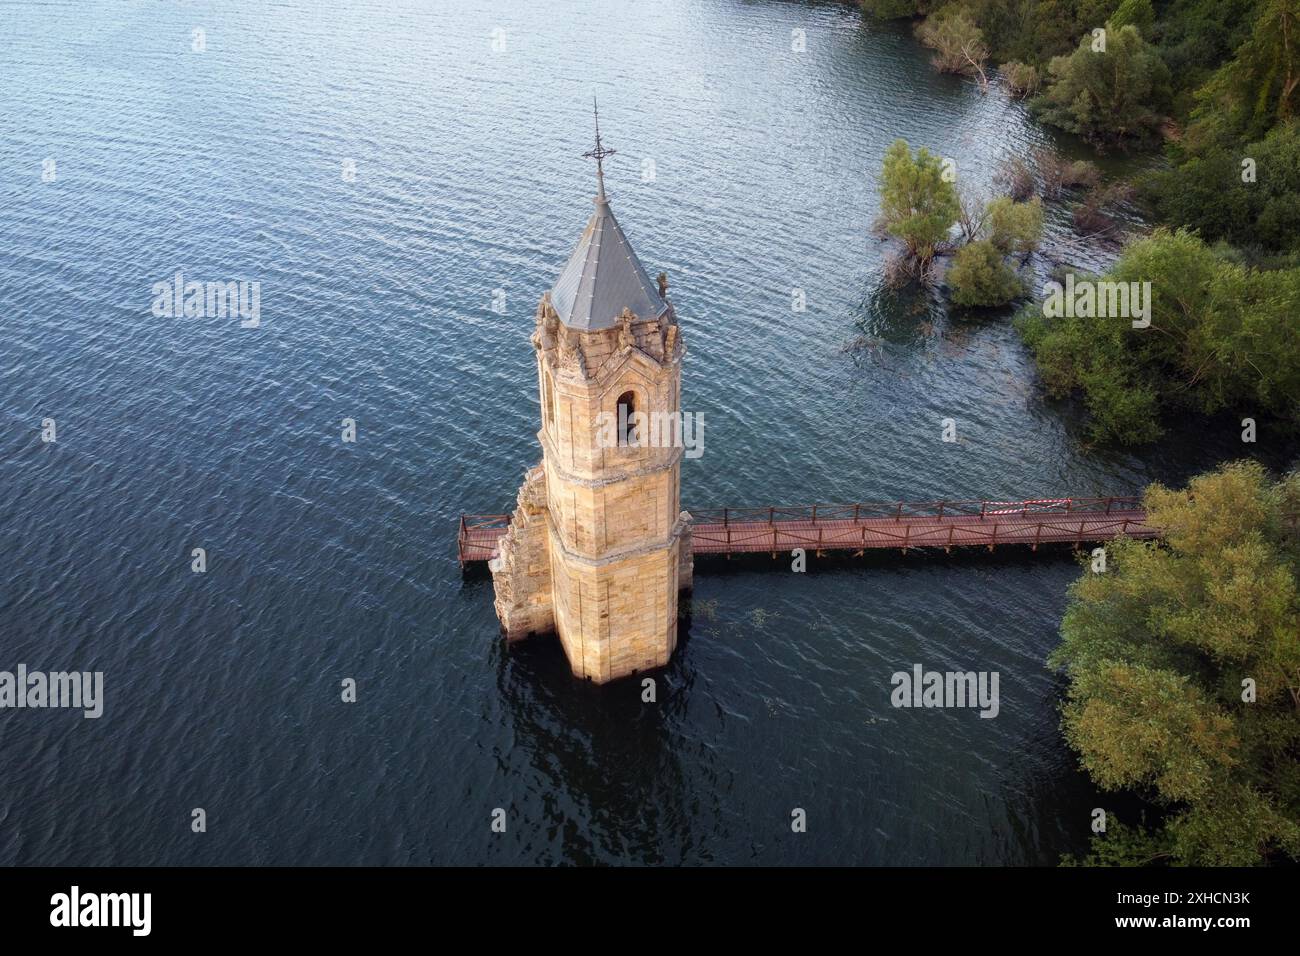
[583,97,616,200]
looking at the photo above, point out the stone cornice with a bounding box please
[545,509,690,568]
[539,429,682,487]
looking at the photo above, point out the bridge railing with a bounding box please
[461,514,511,531]
[688,496,1144,527]
[455,502,1297,562]
[457,514,512,565]
[689,514,1161,553]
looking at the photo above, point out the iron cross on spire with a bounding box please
[582,98,616,201]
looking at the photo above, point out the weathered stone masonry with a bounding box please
[489,168,691,684]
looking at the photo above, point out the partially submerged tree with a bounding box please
[955,182,992,244]
[1072,181,1135,236]
[948,238,1023,306]
[1000,61,1041,98]
[1033,24,1172,147]
[876,138,960,273]
[1035,148,1101,198]
[1016,228,1300,444]
[996,154,1037,201]
[986,196,1044,256]
[947,193,1040,307]
[1052,462,1300,865]
[917,8,991,90]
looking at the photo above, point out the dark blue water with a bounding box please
[1,0,1285,865]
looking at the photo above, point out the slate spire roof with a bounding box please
[549,102,668,332]
[550,196,668,331]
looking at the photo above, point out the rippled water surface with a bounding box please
[0,0,1284,865]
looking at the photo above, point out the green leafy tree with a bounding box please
[1156,0,1258,112]
[1000,60,1041,97]
[1148,121,1300,252]
[948,238,1023,305]
[946,0,1101,67]
[1016,228,1300,443]
[1109,0,1156,31]
[1033,23,1173,146]
[986,196,1044,254]
[1052,462,1300,865]
[918,8,991,87]
[1187,0,1300,146]
[877,139,960,265]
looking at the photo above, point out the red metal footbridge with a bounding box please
[458,496,1159,565]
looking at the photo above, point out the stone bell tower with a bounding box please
[489,106,692,684]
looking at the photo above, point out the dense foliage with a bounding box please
[1052,463,1300,865]
[1032,24,1172,146]
[1016,229,1300,444]
[864,0,1299,441]
[1148,122,1300,252]
[1183,0,1300,147]
[986,196,1043,254]
[858,0,1300,870]
[1108,0,1154,31]
[917,7,991,83]
[1142,0,1300,250]
[876,139,960,264]
[861,0,1300,247]
[948,238,1022,304]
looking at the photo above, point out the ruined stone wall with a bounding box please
[488,465,554,642]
